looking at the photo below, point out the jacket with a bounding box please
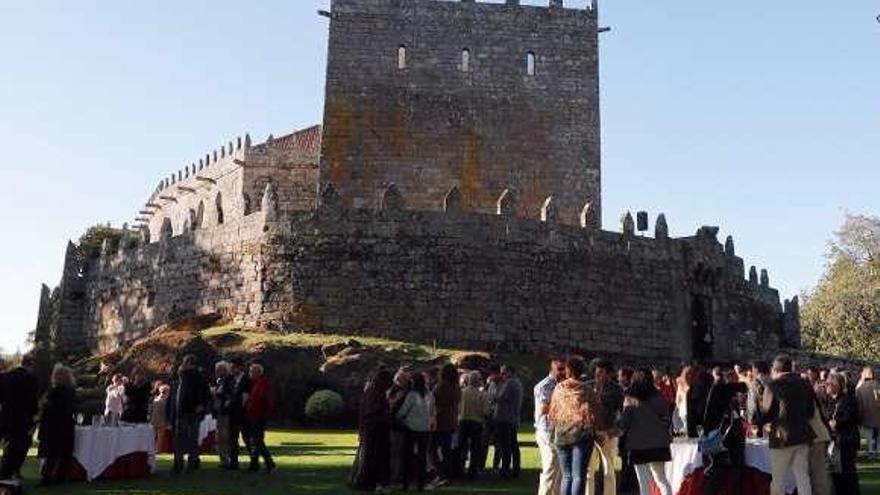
[397,390,434,432]
[856,379,880,428]
[0,367,39,427]
[229,372,251,420]
[247,375,274,422]
[166,367,210,425]
[761,373,816,449]
[493,377,523,424]
[587,379,623,432]
[617,393,672,452]
[433,381,461,432]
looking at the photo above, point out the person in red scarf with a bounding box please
[246,363,275,473]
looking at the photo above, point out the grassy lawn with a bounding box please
[16,429,880,495]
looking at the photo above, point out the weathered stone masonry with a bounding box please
[43,0,801,363]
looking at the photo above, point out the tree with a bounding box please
[801,214,880,360]
[78,224,140,259]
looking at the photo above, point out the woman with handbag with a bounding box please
[701,370,748,495]
[618,370,673,495]
[548,357,599,495]
[825,372,862,495]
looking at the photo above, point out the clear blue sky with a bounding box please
[0,1,877,353]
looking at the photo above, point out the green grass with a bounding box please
[200,325,476,361]
[18,429,880,495]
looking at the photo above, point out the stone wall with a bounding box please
[320,0,602,227]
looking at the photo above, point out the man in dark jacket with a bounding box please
[167,354,210,474]
[761,354,815,495]
[0,356,39,480]
[227,358,251,470]
[586,359,622,495]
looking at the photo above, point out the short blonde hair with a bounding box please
[52,364,76,388]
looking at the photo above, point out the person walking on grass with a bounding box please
[0,355,40,481]
[227,358,251,470]
[761,354,815,495]
[432,364,461,483]
[167,354,210,474]
[396,372,435,491]
[494,365,523,479]
[38,364,76,486]
[617,370,673,495]
[351,367,394,492]
[856,366,880,458]
[549,357,599,495]
[534,357,566,495]
[458,371,489,479]
[211,360,234,468]
[247,363,276,473]
[825,372,861,495]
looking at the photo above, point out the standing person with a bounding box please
[686,364,712,438]
[494,365,523,478]
[37,364,77,485]
[247,363,275,473]
[746,362,771,437]
[227,358,251,470]
[211,361,233,468]
[351,367,394,492]
[388,368,411,487]
[396,372,435,491]
[586,359,623,495]
[617,370,672,495]
[483,364,502,473]
[122,366,150,423]
[548,357,598,495]
[534,357,566,495]
[617,366,638,493]
[104,373,126,419]
[673,366,691,436]
[0,355,40,481]
[856,366,880,457]
[167,354,210,474]
[761,354,816,495]
[702,370,748,495]
[825,372,861,495]
[653,368,676,411]
[432,363,461,482]
[459,371,489,479]
[151,383,172,453]
[808,393,834,495]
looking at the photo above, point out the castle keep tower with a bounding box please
[320,0,602,227]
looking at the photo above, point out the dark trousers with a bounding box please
[173,414,202,473]
[494,421,520,476]
[0,426,32,479]
[433,430,455,479]
[249,420,274,469]
[41,456,73,485]
[833,436,862,495]
[458,420,483,477]
[403,430,430,490]
[228,414,251,468]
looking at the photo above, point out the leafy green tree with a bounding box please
[802,214,880,360]
[78,224,140,258]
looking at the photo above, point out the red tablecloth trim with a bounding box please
[68,452,151,482]
[650,466,793,495]
[156,430,217,454]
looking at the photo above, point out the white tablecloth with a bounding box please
[665,438,796,494]
[74,425,156,481]
[199,415,217,445]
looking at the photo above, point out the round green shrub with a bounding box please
[304,389,344,425]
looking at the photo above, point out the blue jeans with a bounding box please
[557,436,594,495]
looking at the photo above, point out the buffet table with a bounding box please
[651,438,796,495]
[70,424,155,482]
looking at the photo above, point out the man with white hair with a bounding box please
[247,363,275,472]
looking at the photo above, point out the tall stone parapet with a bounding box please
[33,284,53,349]
[56,241,89,355]
[783,296,802,348]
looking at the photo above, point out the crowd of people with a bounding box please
[350,363,525,492]
[1,351,879,494]
[0,354,278,488]
[350,354,880,495]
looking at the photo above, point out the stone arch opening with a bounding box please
[526,52,536,76]
[215,192,224,225]
[398,45,407,70]
[243,193,252,216]
[461,48,470,72]
[160,217,173,240]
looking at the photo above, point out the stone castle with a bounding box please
[40,0,801,363]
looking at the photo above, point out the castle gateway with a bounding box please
[44,0,801,363]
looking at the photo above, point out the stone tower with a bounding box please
[320,0,602,227]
